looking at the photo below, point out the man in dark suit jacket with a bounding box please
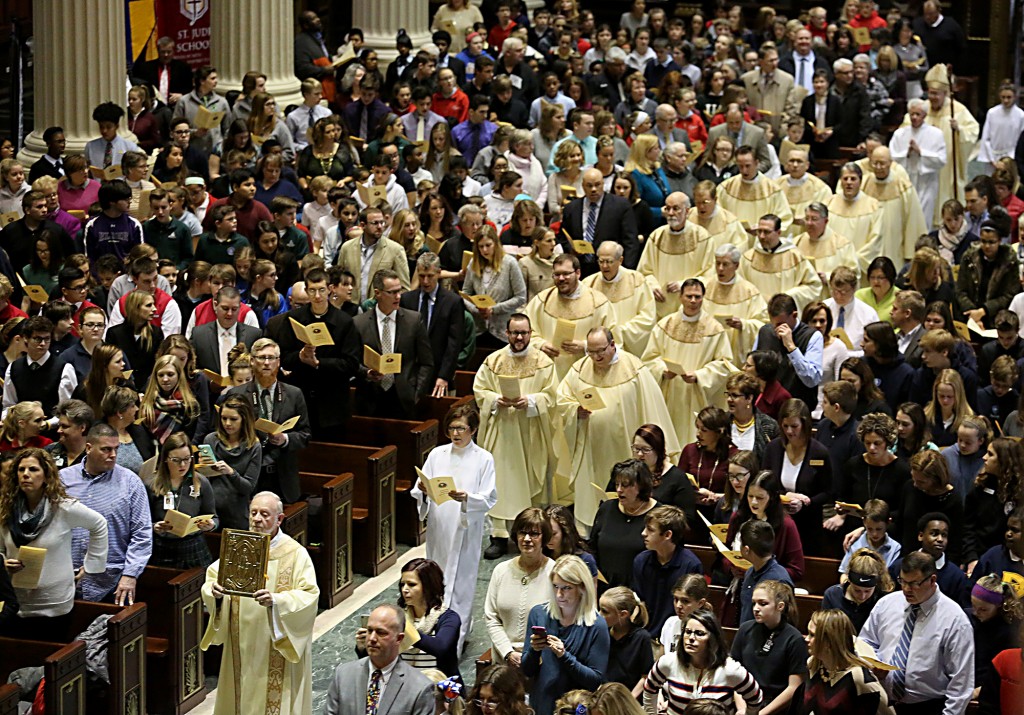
[275,268,361,438]
[830,59,872,149]
[892,290,925,369]
[561,168,640,277]
[354,269,434,419]
[399,253,464,398]
[433,30,467,85]
[28,126,66,183]
[342,75,391,142]
[323,605,434,715]
[293,10,334,83]
[778,28,832,91]
[191,287,262,374]
[132,37,193,106]
[225,338,311,504]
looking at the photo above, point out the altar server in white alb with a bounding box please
[977,82,1024,169]
[411,403,497,650]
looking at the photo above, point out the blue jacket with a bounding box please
[631,168,671,224]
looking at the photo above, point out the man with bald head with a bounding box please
[583,241,657,355]
[201,491,320,714]
[560,166,639,276]
[637,191,716,320]
[862,146,929,262]
[707,104,772,173]
[775,148,833,234]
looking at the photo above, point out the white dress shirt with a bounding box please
[823,296,879,355]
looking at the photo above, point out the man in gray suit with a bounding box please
[892,289,926,368]
[707,104,772,174]
[323,604,434,715]
[191,286,262,373]
[353,269,434,419]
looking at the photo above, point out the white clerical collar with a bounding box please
[875,173,893,184]
[786,174,809,186]
[718,276,737,285]
[509,345,530,357]
[931,14,943,27]
[741,174,763,185]
[845,192,864,203]
[269,529,286,548]
[602,270,623,284]
[563,285,582,300]
[667,222,687,235]
[680,310,701,322]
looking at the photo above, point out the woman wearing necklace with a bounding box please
[643,608,763,715]
[626,424,698,533]
[761,399,833,556]
[726,372,780,464]
[590,460,660,588]
[679,407,735,529]
[827,414,910,539]
[484,507,554,670]
[730,581,808,715]
[296,117,354,190]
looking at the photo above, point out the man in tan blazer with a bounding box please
[336,206,412,304]
[741,43,800,137]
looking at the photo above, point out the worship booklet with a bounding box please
[0,211,19,228]
[121,369,133,381]
[11,546,46,589]
[967,317,997,339]
[194,104,226,130]
[576,387,606,411]
[697,511,731,546]
[424,235,442,254]
[400,618,422,651]
[255,415,300,435]
[835,501,865,515]
[590,482,618,501]
[89,165,123,181]
[356,183,388,207]
[854,638,898,670]
[663,358,685,376]
[130,189,152,221]
[201,369,233,388]
[497,375,522,399]
[951,321,972,341]
[164,509,215,538]
[363,346,402,375]
[829,327,854,350]
[571,240,594,255]
[560,185,577,201]
[850,27,871,46]
[461,250,473,273]
[415,466,458,506]
[699,512,752,570]
[16,274,49,304]
[552,318,577,350]
[459,292,497,309]
[289,317,335,347]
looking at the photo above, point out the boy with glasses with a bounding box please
[2,315,61,415]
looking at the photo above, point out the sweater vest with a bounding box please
[117,288,173,329]
[10,355,63,413]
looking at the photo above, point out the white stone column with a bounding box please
[209,0,302,108]
[355,0,432,64]
[20,0,129,162]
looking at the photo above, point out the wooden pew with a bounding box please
[345,415,439,546]
[299,470,355,607]
[0,639,88,715]
[691,544,716,573]
[453,370,476,397]
[138,567,206,715]
[417,394,475,445]
[476,648,493,681]
[300,442,398,576]
[799,557,842,595]
[706,586,822,632]
[0,683,18,714]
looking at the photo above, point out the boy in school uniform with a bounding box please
[739,520,793,623]
[631,505,703,635]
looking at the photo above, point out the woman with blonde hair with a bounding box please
[391,208,427,281]
[139,354,203,445]
[803,609,895,715]
[900,246,955,305]
[462,225,526,347]
[625,133,671,226]
[519,228,558,301]
[591,682,645,715]
[246,92,295,162]
[144,432,217,569]
[923,365,975,447]
[0,401,51,452]
[105,289,163,388]
[600,586,653,696]
[426,121,461,182]
[546,140,585,219]
[523,554,609,715]
[822,548,894,631]
[900,452,964,562]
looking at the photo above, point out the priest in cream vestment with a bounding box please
[900,65,980,227]
[741,215,823,312]
[717,147,794,235]
[689,180,751,251]
[201,492,319,715]
[556,327,679,531]
[794,202,861,294]
[525,254,616,380]
[862,146,929,263]
[583,241,658,356]
[827,165,883,277]
[702,243,768,361]
[637,192,716,321]
[474,315,563,527]
[775,149,833,236]
[641,280,736,447]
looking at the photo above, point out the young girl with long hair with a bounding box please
[139,355,202,445]
[202,393,260,530]
[600,586,653,696]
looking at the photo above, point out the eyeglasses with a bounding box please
[518,530,543,540]
[448,425,469,434]
[167,456,193,466]
[898,576,930,589]
[683,628,709,638]
[81,322,105,330]
[28,335,51,343]
[728,471,749,482]
[252,354,279,363]
[473,700,499,712]
[507,330,529,337]
[585,344,611,356]
[67,283,88,292]
[631,444,653,455]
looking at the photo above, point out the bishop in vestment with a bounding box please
[201,492,319,715]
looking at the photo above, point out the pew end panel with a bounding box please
[299,471,355,607]
[0,639,88,715]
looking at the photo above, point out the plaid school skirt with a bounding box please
[151,533,213,570]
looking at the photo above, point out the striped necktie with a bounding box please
[585,201,598,244]
[889,604,920,701]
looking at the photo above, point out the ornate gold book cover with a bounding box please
[217,529,270,596]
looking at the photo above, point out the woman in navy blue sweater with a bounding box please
[523,554,610,715]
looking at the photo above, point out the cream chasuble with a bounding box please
[795,226,861,294]
[201,532,319,715]
[556,351,679,529]
[640,311,736,447]
[525,285,616,380]
[862,171,929,262]
[717,173,795,235]
[826,192,883,277]
[687,205,751,251]
[637,222,716,321]
[474,345,562,519]
[582,268,658,356]
[740,240,823,312]
[776,173,833,236]
[702,277,768,361]
[899,98,979,226]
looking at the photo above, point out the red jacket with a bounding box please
[71,299,100,337]
[433,89,471,123]
[191,297,254,328]
[848,12,887,51]
[118,288,173,330]
[1002,194,1024,242]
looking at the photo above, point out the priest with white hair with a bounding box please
[702,243,768,362]
[890,98,947,228]
[862,146,930,263]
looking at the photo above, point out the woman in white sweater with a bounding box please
[1,448,107,640]
[505,129,548,209]
[462,226,527,347]
[484,507,555,669]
